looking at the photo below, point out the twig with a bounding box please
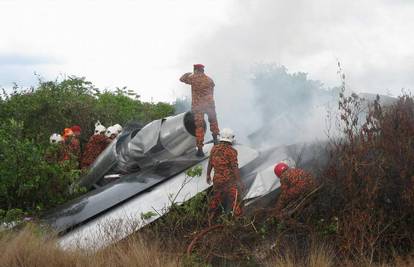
[186,224,224,255]
[282,184,323,217]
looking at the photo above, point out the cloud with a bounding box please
[0,53,63,88]
[0,53,61,66]
[0,0,231,102]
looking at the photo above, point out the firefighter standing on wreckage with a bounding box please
[206,128,243,225]
[180,64,220,157]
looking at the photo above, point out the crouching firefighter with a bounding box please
[206,128,243,226]
[273,162,317,218]
[180,64,220,157]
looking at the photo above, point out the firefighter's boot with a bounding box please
[213,134,219,145]
[196,147,205,157]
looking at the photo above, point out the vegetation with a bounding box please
[0,119,82,216]
[0,77,174,144]
[0,76,174,222]
[0,71,413,266]
[142,88,414,265]
[0,225,180,267]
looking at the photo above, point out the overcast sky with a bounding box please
[1,0,413,102]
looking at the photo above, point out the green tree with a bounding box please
[0,119,81,214]
[0,76,175,217]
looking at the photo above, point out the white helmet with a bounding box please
[94,121,106,135]
[219,128,235,143]
[105,126,118,138]
[113,124,122,133]
[50,133,63,144]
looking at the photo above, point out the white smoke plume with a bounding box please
[179,0,412,147]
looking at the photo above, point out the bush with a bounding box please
[0,119,82,216]
[0,76,174,145]
[0,76,175,217]
[298,90,414,262]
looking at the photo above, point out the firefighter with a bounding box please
[45,133,65,163]
[49,133,64,145]
[180,64,220,157]
[70,124,85,152]
[105,124,122,140]
[274,162,316,216]
[206,128,243,226]
[62,128,81,166]
[80,122,111,169]
[112,124,123,134]
[71,125,81,139]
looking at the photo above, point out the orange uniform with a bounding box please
[275,168,316,213]
[62,136,81,165]
[80,134,111,169]
[208,143,242,218]
[180,72,219,149]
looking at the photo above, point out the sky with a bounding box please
[0,0,413,102]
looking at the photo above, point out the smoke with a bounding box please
[179,0,413,147]
[245,64,338,148]
[175,63,339,147]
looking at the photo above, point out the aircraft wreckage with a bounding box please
[42,111,326,250]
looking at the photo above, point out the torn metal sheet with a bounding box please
[43,111,328,251]
[57,144,259,250]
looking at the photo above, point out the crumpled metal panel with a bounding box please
[78,139,118,188]
[43,155,206,233]
[57,143,259,250]
[116,111,198,173]
[160,112,197,156]
[116,119,162,173]
[79,112,199,188]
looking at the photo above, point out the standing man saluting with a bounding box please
[180,64,220,157]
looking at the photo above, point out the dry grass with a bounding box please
[264,242,336,267]
[3,225,414,266]
[0,225,180,267]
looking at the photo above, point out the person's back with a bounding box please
[274,162,316,214]
[210,142,238,186]
[81,134,110,169]
[180,64,220,156]
[68,136,81,159]
[207,128,242,224]
[182,72,215,110]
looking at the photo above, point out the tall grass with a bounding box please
[0,226,180,267]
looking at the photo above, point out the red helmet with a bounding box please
[71,125,81,134]
[193,64,205,69]
[63,128,74,139]
[274,162,289,177]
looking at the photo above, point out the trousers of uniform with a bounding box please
[208,183,242,217]
[193,103,219,149]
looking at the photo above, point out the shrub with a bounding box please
[300,90,414,262]
[0,119,83,217]
[0,76,174,145]
[0,76,175,217]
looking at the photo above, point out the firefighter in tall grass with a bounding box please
[180,64,220,157]
[207,128,243,225]
[274,161,316,217]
